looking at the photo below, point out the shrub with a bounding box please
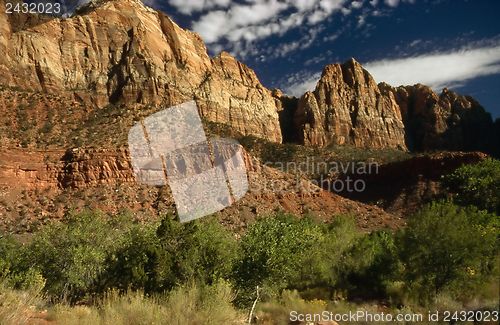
[103,215,239,295]
[155,215,239,288]
[235,214,325,298]
[23,210,132,302]
[443,158,500,214]
[0,235,20,279]
[100,223,168,294]
[235,214,361,304]
[0,234,45,290]
[340,230,401,299]
[399,202,499,305]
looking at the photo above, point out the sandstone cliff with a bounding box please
[388,84,496,152]
[0,0,282,142]
[0,147,402,232]
[290,59,407,149]
[1,0,496,154]
[287,59,497,153]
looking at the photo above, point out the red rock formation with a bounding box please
[388,84,495,152]
[291,59,496,153]
[0,0,496,153]
[334,151,488,215]
[0,147,403,232]
[1,0,498,155]
[0,0,282,142]
[293,59,407,149]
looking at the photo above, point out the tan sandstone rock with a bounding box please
[0,0,282,142]
[294,59,407,149]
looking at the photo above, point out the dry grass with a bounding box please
[1,280,244,325]
[0,279,45,325]
[47,281,244,325]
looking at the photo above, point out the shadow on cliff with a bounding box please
[329,152,488,216]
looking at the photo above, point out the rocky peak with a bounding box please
[282,58,497,154]
[0,0,497,154]
[290,58,406,149]
[77,0,146,11]
[386,83,495,152]
[211,51,261,87]
[0,0,282,142]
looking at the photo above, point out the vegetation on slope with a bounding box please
[0,154,498,324]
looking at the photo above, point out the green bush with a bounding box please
[100,222,168,294]
[4,210,239,303]
[155,216,239,288]
[235,214,324,298]
[399,202,499,304]
[235,214,361,304]
[22,210,132,302]
[3,205,497,313]
[0,234,46,290]
[443,158,500,214]
[102,215,238,295]
[0,235,20,279]
[340,230,401,299]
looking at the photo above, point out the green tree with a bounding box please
[100,214,239,296]
[443,158,500,214]
[235,214,324,295]
[400,202,498,304]
[23,210,130,302]
[0,234,20,279]
[100,223,172,294]
[155,215,239,287]
[341,230,401,299]
[234,213,361,304]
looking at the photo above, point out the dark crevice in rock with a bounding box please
[277,95,301,144]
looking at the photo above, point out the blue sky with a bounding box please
[139,0,499,119]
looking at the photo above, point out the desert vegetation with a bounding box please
[1,159,499,324]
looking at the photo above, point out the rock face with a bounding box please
[0,147,403,232]
[388,84,496,152]
[0,0,282,142]
[289,59,497,153]
[0,148,134,189]
[292,59,407,149]
[0,0,497,154]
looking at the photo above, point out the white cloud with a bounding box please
[168,0,231,15]
[364,44,500,89]
[304,49,333,65]
[186,0,355,59]
[283,71,322,96]
[384,0,399,7]
[258,26,324,60]
[291,0,319,11]
[193,0,289,43]
[351,1,364,9]
[281,43,500,97]
[193,0,346,45]
[181,0,416,59]
[383,0,416,8]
